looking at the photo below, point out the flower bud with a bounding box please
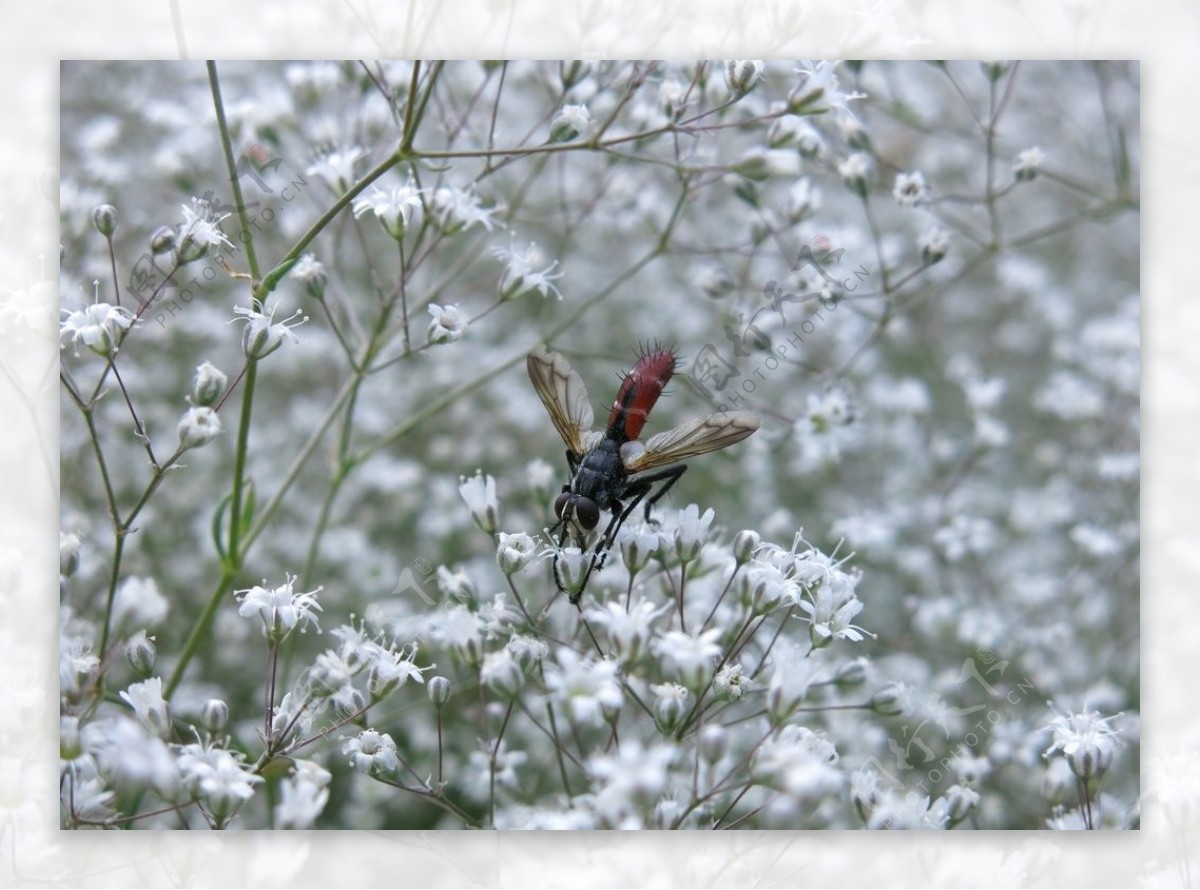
[289,253,328,300]
[651,683,689,734]
[92,204,118,238]
[60,532,81,578]
[481,651,525,699]
[61,715,82,760]
[555,547,590,602]
[724,60,764,97]
[733,529,760,565]
[150,225,177,255]
[549,104,590,143]
[428,675,452,706]
[125,630,157,677]
[191,361,228,408]
[202,698,230,732]
[834,656,868,688]
[496,532,538,575]
[176,232,210,264]
[868,683,906,717]
[699,724,727,765]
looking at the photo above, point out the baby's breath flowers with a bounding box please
[232,299,308,360]
[724,60,764,97]
[1043,708,1124,782]
[432,183,499,234]
[236,574,323,642]
[493,238,564,301]
[426,302,468,345]
[352,175,426,239]
[175,197,233,263]
[190,361,227,407]
[176,406,222,450]
[458,470,499,534]
[289,252,327,299]
[549,103,591,143]
[60,300,134,357]
[305,145,365,194]
[893,170,930,206]
[1013,146,1046,181]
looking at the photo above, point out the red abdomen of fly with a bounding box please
[605,347,677,442]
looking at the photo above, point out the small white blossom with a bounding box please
[892,171,930,206]
[1013,146,1046,181]
[177,406,222,450]
[674,504,716,563]
[543,649,623,726]
[176,741,262,822]
[343,729,400,774]
[60,301,134,357]
[111,575,168,630]
[191,361,227,407]
[919,225,950,264]
[724,60,764,96]
[837,152,873,193]
[649,682,690,733]
[493,238,564,301]
[119,677,171,737]
[231,299,308,360]
[306,146,365,193]
[426,302,468,345]
[790,61,866,117]
[654,628,723,690]
[236,574,323,641]
[275,760,331,829]
[352,176,426,238]
[176,197,233,261]
[1043,707,1123,781]
[496,531,539,575]
[585,596,669,663]
[458,470,499,533]
[432,184,500,233]
[714,662,750,700]
[549,103,591,142]
[289,253,328,299]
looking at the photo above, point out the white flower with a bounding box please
[549,104,591,142]
[493,238,563,300]
[794,569,872,645]
[585,596,669,663]
[790,61,866,117]
[1013,146,1046,181]
[435,604,484,664]
[364,643,428,697]
[458,470,499,533]
[918,225,950,264]
[767,640,831,719]
[1043,708,1123,780]
[231,299,308,360]
[543,649,623,726]
[426,302,468,345]
[275,760,331,829]
[305,146,365,193]
[837,152,873,193]
[432,184,500,233]
[496,531,539,575]
[236,574,323,641]
[176,741,262,821]
[752,725,841,803]
[177,197,234,261]
[191,361,227,407]
[343,729,400,774]
[654,628,723,689]
[868,792,951,830]
[649,682,690,732]
[714,662,749,700]
[674,504,716,563]
[617,521,660,574]
[289,252,327,298]
[352,176,425,238]
[587,741,676,829]
[892,171,930,206]
[481,648,526,697]
[177,406,222,450]
[60,301,134,357]
[111,575,168,630]
[119,677,171,737]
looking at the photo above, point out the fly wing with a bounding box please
[527,344,595,456]
[623,411,761,473]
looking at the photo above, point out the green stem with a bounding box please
[166,569,233,699]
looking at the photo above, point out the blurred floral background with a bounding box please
[58,60,1138,829]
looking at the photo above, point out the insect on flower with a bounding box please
[528,343,761,604]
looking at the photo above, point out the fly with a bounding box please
[527,343,761,604]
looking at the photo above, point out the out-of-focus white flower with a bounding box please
[481,648,526,698]
[111,575,168,630]
[585,596,669,664]
[714,661,749,700]
[236,574,323,641]
[458,470,499,533]
[892,171,930,206]
[232,299,308,360]
[60,531,82,577]
[305,146,365,193]
[352,176,426,238]
[60,301,134,357]
[587,741,676,829]
[343,729,400,774]
[837,152,873,194]
[275,760,331,829]
[767,641,830,719]
[724,60,764,96]
[119,677,171,737]
[435,603,484,664]
[918,225,950,264]
[493,238,563,301]
[789,61,866,117]
[674,504,716,563]
[649,682,690,733]
[191,361,227,407]
[654,628,723,690]
[543,649,623,726]
[426,302,468,345]
[868,792,951,829]
[432,184,500,234]
[794,568,872,645]
[752,725,842,803]
[289,252,328,299]
[549,103,591,142]
[176,741,263,823]
[1013,146,1046,181]
[177,406,222,450]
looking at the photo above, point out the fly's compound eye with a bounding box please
[553,492,571,520]
[575,497,600,530]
